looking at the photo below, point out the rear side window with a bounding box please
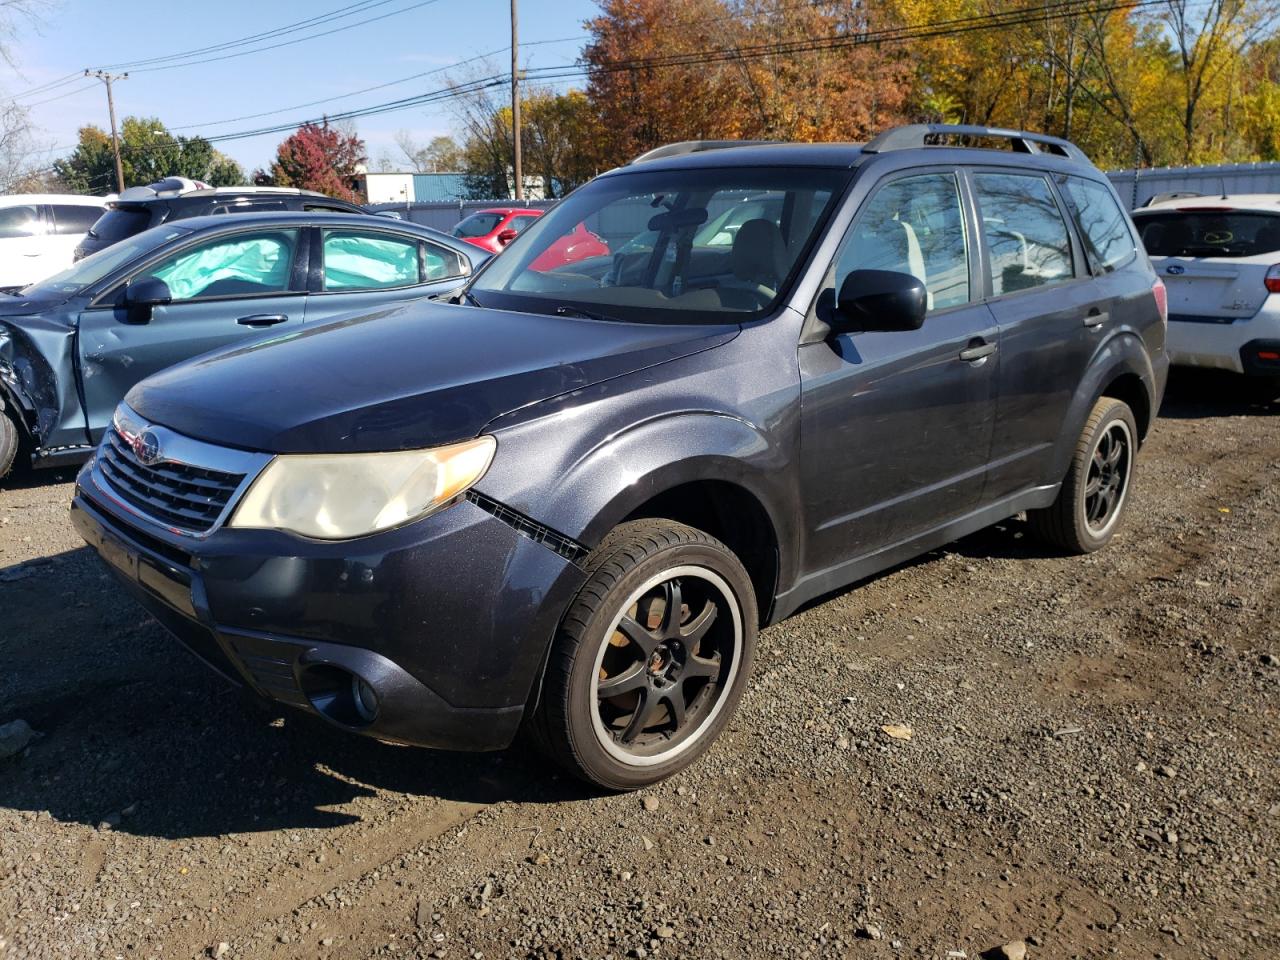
[423,242,465,281]
[52,204,102,235]
[837,172,970,311]
[1061,178,1137,272]
[322,229,421,290]
[90,206,153,243]
[974,172,1075,295]
[0,204,41,239]
[1134,210,1280,258]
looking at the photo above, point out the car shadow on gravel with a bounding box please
[0,464,82,491]
[0,550,596,842]
[1158,368,1280,419]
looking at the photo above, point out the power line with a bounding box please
[21,81,99,108]
[10,72,87,101]
[169,35,585,132]
[192,0,1163,145]
[126,0,444,74]
[100,0,402,70]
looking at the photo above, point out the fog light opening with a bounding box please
[298,664,379,728]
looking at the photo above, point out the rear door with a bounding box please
[971,169,1102,500]
[1134,207,1280,323]
[302,226,470,325]
[77,226,308,440]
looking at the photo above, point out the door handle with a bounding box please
[1084,308,1108,328]
[236,314,288,327]
[958,340,997,362]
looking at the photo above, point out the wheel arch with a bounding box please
[1047,333,1157,483]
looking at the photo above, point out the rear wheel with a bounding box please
[1028,396,1137,554]
[532,520,757,790]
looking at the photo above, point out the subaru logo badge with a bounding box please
[1167,264,1185,275]
[135,430,162,466]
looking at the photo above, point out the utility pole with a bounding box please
[87,69,128,193]
[510,0,522,200]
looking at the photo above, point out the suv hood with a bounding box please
[126,301,737,453]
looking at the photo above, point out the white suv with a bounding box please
[1133,194,1280,395]
[0,194,105,291]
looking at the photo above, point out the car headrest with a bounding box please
[732,219,785,285]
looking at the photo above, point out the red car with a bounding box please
[451,207,609,270]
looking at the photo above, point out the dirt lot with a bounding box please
[0,370,1277,960]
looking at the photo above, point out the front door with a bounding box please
[77,226,306,440]
[799,171,998,578]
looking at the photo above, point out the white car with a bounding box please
[0,194,106,291]
[1133,194,1280,394]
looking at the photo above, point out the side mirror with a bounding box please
[123,276,172,325]
[496,228,518,246]
[831,269,927,334]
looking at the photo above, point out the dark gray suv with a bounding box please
[72,125,1168,789]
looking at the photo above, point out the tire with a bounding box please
[531,520,758,790]
[0,406,23,482]
[1028,396,1138,554]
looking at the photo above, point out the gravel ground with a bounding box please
[0,369,1277,960]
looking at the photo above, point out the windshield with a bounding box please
[453,213,503,238]
[1135,210,1280,258]
[87,205,154,244]
[470,166,848,324]
[25,225,190,296]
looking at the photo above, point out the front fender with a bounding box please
[0,320,65,444]
[1046,330,1159,484]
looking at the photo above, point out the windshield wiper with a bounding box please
[554,304,623,323]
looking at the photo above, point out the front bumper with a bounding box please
[72,462,586,751]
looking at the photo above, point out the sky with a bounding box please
[5,0,598,178]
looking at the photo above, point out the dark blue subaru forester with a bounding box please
[73,125,1168,789]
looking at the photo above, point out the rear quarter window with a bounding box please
[1061,177,1139,272]
[1135,210,1280,258]
[88,206,154,243]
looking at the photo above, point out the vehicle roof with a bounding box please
[1137,194,1280,214]
[111,186,359,205]
[0,193,105,205]
[166,211,472,249]
[602,141,1099,177]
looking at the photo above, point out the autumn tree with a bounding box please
[266,120,366,201]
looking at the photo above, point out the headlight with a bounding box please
[228,436,496,540]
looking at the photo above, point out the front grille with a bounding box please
[99,429,245,534]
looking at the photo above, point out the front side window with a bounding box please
[0,205,41,240]
[1134,210,1280,258]
[145,229,300,301]
[974,172,1074,295]
[835,173,970,311]
[453,213,503,239]
[508,215,539,233]
[322,229,420,290]
[52,205,102,235]
[1062,177,1137,272]
[470,165,849,324]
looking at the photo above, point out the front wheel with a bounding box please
[531,520,757,790]
[0,407,24,482]
[1028,396,1138,554]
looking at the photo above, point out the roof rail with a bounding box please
[630,140,775,164]
[862,124,1092,165]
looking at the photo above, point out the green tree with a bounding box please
[53,117,245,193]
